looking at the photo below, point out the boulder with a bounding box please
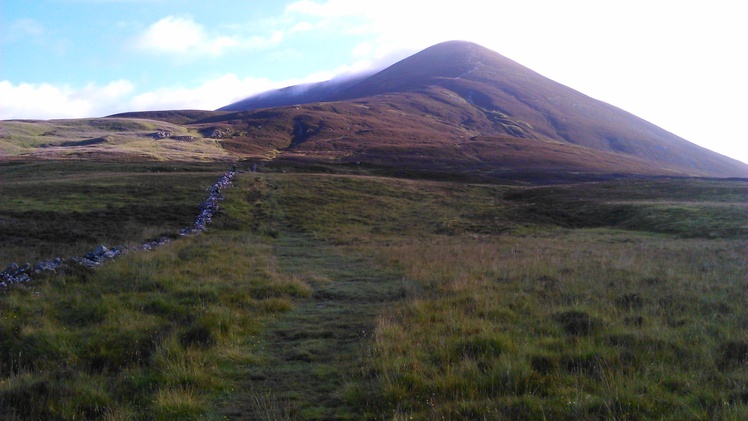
[94,245,109,256]
[34,260,59,273]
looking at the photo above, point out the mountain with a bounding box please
[219,73,373,112]
[217,40,747,178]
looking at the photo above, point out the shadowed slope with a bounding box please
[218,73,373,112]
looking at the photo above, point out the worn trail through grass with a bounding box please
[221,233,404,420]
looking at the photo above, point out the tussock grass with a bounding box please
[0,225,312,418]
[1,166,746,419]
[350,232,748,419]
[153,385,208,419]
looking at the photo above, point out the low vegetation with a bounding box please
[355,233,746,419]
[1,161,746,419]
[0,161,227,264]
[0,118,232,161]
[0,230,317,419]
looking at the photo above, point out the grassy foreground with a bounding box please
[1,163,746,419]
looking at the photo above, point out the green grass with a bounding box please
[0,118,232,161]
[504,178,748,238]
[235,173,746,419]
[0,161,228,265]
[1,163,746,419]
[352,233,747,419]
[0,229,315,419]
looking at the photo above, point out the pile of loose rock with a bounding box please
[209,128,233,139]
[1,170,237,290]
[180,170,235,236]
[152,130,172,139]
[1,258,63,288]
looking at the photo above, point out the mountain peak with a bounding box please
[217,41,748,178]
[335,40,486,97]
[219,40,499,111]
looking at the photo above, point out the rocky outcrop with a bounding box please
[206,128,233,139]
[151,131,196,141]
[152,131,172,139]
[1,170,237,290]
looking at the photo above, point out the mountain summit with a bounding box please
[216,41,746,178]
[220,41,519,109]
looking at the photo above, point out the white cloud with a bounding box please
[0,76,271,119]
[289,21,316,33]
[0,80,134,119]
[136,16,207,54]
[130,74,280,111]
[131,68,353,111]
[0,69,352,121]
[135,16,283,56]
[77,80,135,101]
[351,42,372,58]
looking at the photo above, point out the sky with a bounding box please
[1,0,746,164]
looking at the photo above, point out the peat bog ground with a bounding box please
[1,161,746,419]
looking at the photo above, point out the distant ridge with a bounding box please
[218,40,747,178]
[219,73,372,112]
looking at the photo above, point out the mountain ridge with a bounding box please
[216,40,746,178]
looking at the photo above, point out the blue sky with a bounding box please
[1,0,746,164]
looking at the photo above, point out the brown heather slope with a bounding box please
[201,98,678,179]
[218,40,747,178]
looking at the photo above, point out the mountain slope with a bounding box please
[219,73,372,112]
[219,41,747,178]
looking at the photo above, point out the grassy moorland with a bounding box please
[0,161,227,265]
[1,162,746,420]
[0,118,231,161]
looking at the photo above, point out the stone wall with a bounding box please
[1,170,237,289]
